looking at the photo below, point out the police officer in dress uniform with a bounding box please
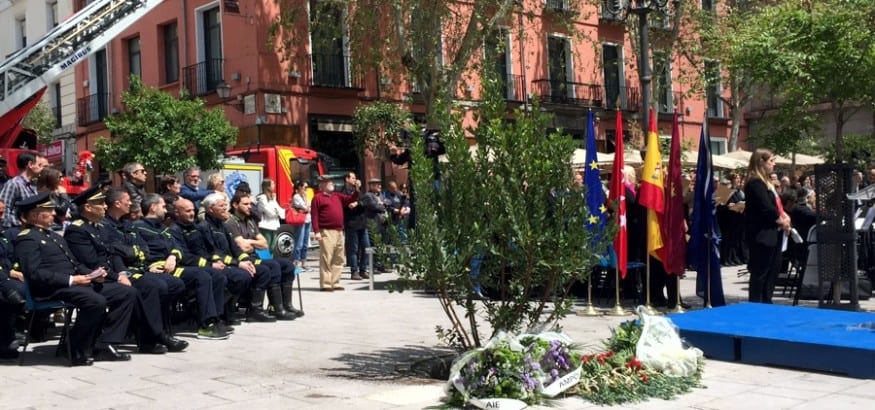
[14,192,137,365]
[169,198,251,327]
[66,187,187,353]
[0,227,25,359]
[197,193,277,322]
[133,194,230,339]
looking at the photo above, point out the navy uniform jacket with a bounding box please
[132,217,184,268]
[197,214,252,267]
[64,219,123,281]
[14,226,89,299]
[169,222,211,268]
[0,235,15,281]
[101,215,148,271]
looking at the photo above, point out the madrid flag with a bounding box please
[609,110,628,279]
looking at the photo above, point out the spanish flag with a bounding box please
[637,109,665,261]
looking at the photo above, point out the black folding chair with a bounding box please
[19,278,76,366]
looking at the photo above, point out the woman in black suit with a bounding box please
[744,148,792,303]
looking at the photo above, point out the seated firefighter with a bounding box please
[169,197,251,328]
[226,193,301,319]
[14,192,138,365]
[133,194,231,339]
[66,187,188,355]
[197,193,279,322]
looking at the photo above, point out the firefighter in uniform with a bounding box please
[197,193,278,322]
[170,197,251,326]
[227,193,301,319]
[133,194,230,339]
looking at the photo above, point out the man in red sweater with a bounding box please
[311,176,359,291]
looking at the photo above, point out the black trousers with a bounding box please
[260,258,295,285]
[178,267,224,325]
[0,279,25,348]
[210,266,251,296]
[747,231,783,303]
[130,273,180,342]
[251,263,276,289]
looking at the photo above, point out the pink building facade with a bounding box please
[73,0,742,181]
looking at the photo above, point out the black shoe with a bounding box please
[93,345,131,362]
[70,351,93,366]
[159,335,189,352]
[247,309,277,323]
[138,343,169,354]
[284,306,304,318]
[215,322,234,335]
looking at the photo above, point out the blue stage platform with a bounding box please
[669,303,875,378]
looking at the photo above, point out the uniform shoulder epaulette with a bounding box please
[18,229,30,236]
[72,220,85,226]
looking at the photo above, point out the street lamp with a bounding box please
[603,0,679,131]
[215,81,244,112]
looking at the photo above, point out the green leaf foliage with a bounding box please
[22,101,58,145]
[96,77,238,174]
[395,68,613,350]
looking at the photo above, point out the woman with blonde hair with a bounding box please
[743,148,791,303]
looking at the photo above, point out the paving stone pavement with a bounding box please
[2,260,874,409]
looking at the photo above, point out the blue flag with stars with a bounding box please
[584,111,606,236]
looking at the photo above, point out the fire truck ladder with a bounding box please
[0,0,163,116]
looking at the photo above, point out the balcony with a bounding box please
[545,0,574,13]
[603,85,640,112]
[309,53,363,90]
[501,74,527,102]
[533,79,604,108]
[181,59,224,98]
[656,91,684,114]
[77,93,109,126]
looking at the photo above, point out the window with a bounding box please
[701,0,714,11]
[705,60,723,118]
[602,43,624,109]
[310,0,349,87]
[127,36,142,80]
[162,22,179,83]
[199,6,223,90]
[48,1,59,28]
[653,50,673,113]
[485,27,514,100]
[710,137,727,155]
[51,82,62,129]
[547,35,572,100]
[17,17,27,49]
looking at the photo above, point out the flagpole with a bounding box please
[644,256,657,314]
[608,267,629,316]
[706,233,713,308]
[579,273,601,316]
[669,275,685,313]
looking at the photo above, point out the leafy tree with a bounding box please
[394,69,611,350]
[676,0,773,151]
[353,100,412,161]
[729,0,875,157]
[95,77,238,174]
[22,101,58,145]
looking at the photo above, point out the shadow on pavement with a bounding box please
[324,344,458,382]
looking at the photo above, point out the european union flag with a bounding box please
[584,111,606,236]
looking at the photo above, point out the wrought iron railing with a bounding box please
[533,79,604,107]
[502,74,527,102]
[310,53,363,89]
[77,92,109,126]
[181,58,224,97]
[603,85,640,111]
